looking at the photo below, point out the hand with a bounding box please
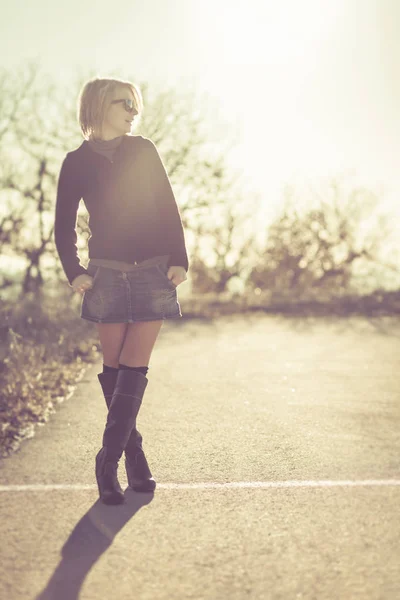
[167,266,187,287]
[71,274,94,295]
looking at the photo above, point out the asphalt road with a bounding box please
[0,313,399,600]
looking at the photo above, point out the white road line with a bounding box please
[159,480,400,489]
[0,480,399,492]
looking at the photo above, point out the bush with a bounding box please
[0,287,99,456]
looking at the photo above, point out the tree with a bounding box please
[248,176,398,302]
[0,63,86,292]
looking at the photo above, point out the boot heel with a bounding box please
[125,453,156,492]
[95,448,125,505]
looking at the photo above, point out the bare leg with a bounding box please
[96,323,129,368]
[118,320,163,367]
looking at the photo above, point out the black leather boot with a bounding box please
[95,369,148,504]
[97,371,156,495]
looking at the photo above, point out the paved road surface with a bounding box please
[0,314,399,599]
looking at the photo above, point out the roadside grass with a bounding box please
[180,288,400,319]
[0,288,99,457]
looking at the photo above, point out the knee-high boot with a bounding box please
[97,371,156,496]
[95,369,148,504]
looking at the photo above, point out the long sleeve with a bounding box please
[54,155,88,285]
[146,140,189,271]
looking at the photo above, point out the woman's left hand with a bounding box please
[167,266,187,287]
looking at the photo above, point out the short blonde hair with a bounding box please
[78,77,143,140]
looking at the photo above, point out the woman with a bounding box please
[54,77,188,505]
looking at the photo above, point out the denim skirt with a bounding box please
[80,254,182,324]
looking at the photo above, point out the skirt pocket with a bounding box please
[87,263,100,279]
[155,262,177,289]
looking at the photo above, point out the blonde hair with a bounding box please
[78,77,143,140]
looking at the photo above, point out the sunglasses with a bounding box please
[110,98,137,113]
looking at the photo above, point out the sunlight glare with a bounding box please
[200,0,346,67]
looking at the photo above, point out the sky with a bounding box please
[2,0,400,230]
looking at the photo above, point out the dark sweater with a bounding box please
[54,134,189,286]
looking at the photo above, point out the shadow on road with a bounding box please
[36,489,153,600]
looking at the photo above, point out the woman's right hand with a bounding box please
[71,273,94,295]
